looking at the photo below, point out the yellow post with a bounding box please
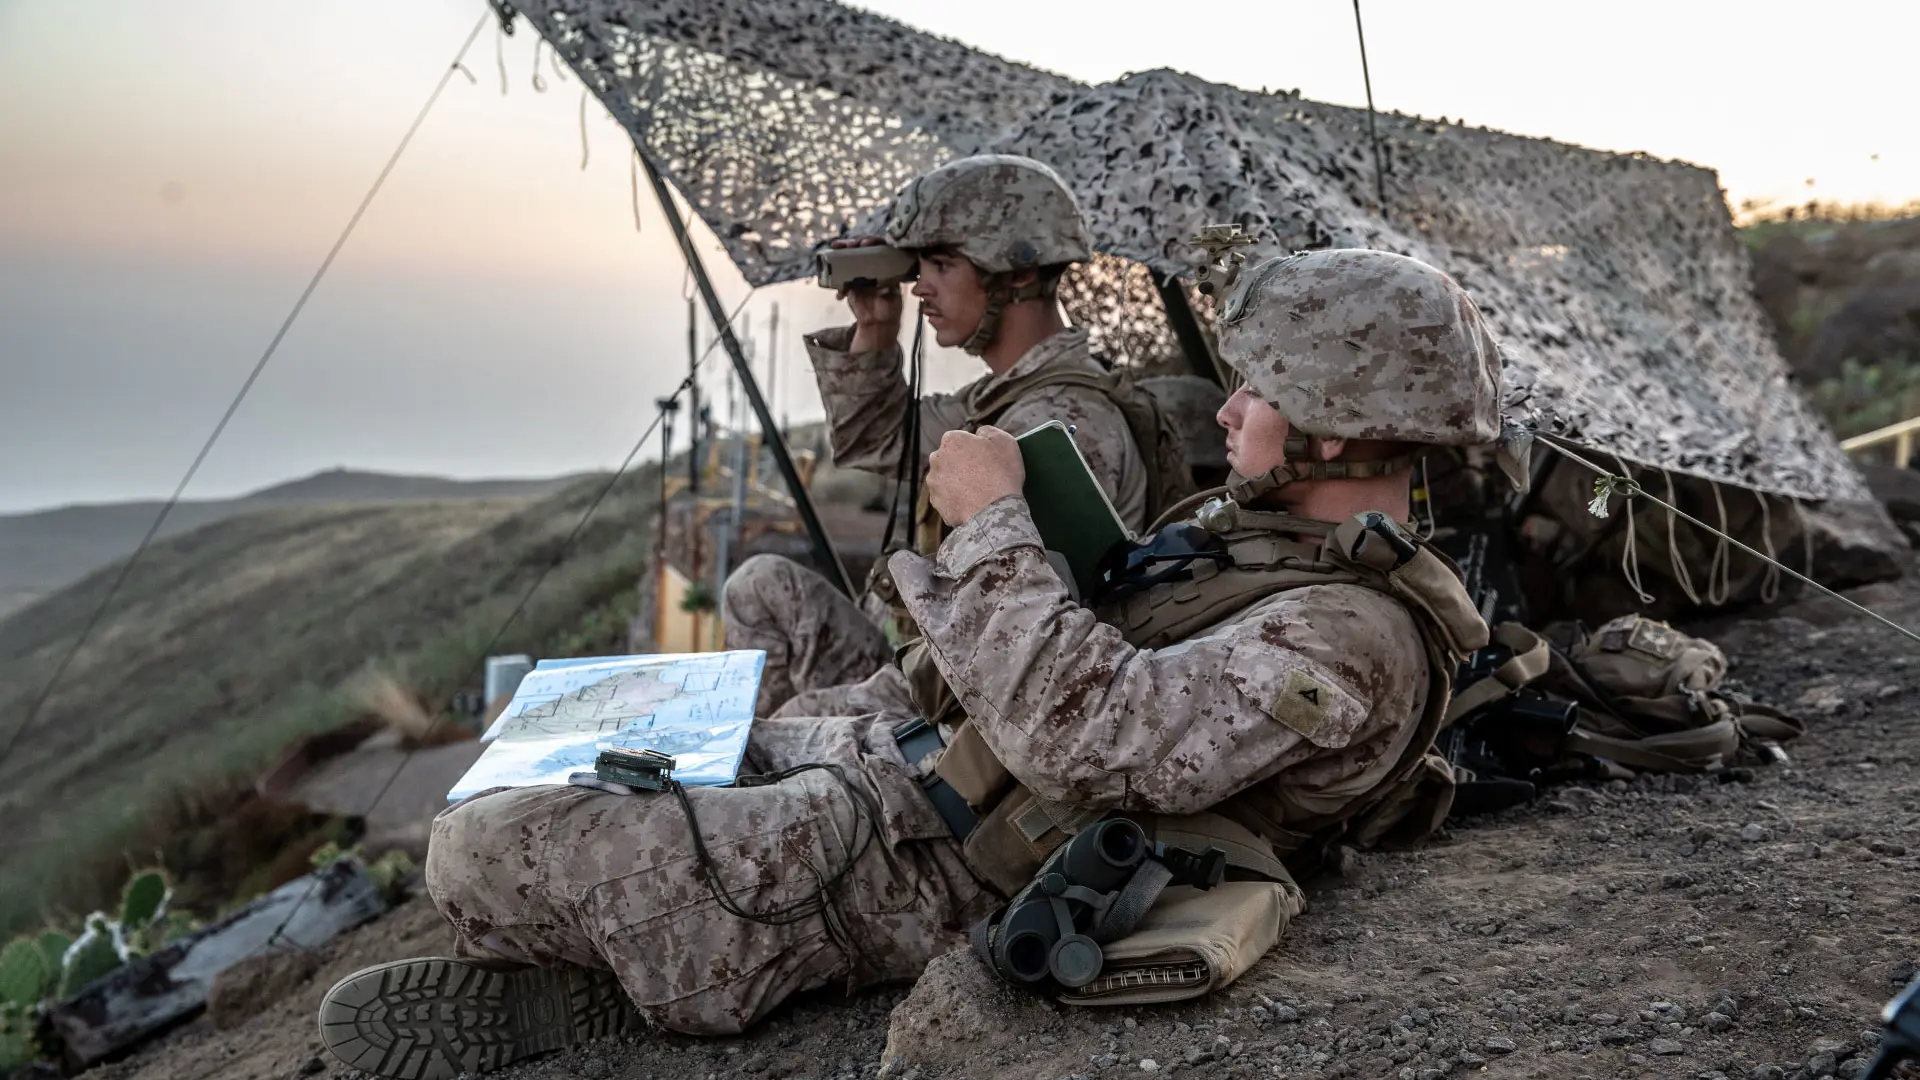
[1898,430,1913,468]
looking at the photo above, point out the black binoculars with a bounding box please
[979,818,1225,989]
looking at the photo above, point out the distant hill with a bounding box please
[0,471,650,937]
[0,469,581,620]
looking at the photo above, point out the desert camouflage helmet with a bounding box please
[884,154,1093,274]
[1217,249,1503,446]
[1201,248,1515,505]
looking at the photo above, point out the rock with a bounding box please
[577,1056,611,1079]
[1862,463,1920,522]
[1663,872,1695,889]
[1807,1050,1837,1077]
[879,950,1055,1071]
[1706,1012,1736,1032]
[1649,1038,1685,1056]
[206,950,321,1031]
[1459,1051,1488,1066]
[1271,1005,1301,1023]
[1750,1067,1785,1080]
[299,1058,326,1076]
[1484,1036,1516,1054]
[1140,1060,1160,1072]
[1869,840,1908,856]
[1742,824,1769,843]
[1836,1059,1868,1080]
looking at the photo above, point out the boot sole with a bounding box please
[317,957,640,1079]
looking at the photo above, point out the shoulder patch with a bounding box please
[1271,669,1333,738]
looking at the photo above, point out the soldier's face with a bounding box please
[1217,385,1292,476]
[911,250,989,349]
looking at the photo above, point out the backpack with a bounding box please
[966,367,1197,527]
[1533,614,1805,774]
[1443,614,1805,806]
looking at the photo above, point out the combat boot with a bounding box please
[317,956,641,1079]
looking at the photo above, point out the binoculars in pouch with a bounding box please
[975,817,1226,990]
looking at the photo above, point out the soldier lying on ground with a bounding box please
[723,153,1176,720]
[315,248,1506,1080]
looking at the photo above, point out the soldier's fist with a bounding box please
[926,426,1025,527]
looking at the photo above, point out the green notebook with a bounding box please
[1015,421,1136,601]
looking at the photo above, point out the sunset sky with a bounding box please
[2,0,1913,512]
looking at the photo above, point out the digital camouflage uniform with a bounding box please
[317,248,1508,1080]
[723,156,1145,719]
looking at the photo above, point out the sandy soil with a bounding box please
[88,563,1920,1080]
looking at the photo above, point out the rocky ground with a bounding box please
[87,562,1920,1080]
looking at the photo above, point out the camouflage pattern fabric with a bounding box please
[720,554,893,717]
[769,665,917,724]
[425,715,994,1035]
[1216,250,1503,447]
[884,155,1092,273]
[806,325,1149,531]
[888,497,1432,818]
[504,0,1865,503]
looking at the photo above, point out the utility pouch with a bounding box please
[1056,880,1302,1007]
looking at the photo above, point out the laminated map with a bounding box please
[446,650,764,801]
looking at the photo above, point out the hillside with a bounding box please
[0,472,654,938]
[0,469,581,620]
[1745,213,1920,445]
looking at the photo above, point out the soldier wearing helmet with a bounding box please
[721,154,1154,720]
[318,249,1501,1077]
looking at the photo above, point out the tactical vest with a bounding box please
[868,362,1198,638]
[964,364,1194,530]
[898,502,1489,899]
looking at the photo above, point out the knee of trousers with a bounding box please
[424,789,538,922]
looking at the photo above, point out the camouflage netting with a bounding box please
[493,0,1869,504]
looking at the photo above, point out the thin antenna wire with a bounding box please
[1352,0,1389,217]
[0,12,491,776]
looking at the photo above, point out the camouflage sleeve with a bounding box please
[992,389,1149,533]
[804,325,970,476]
[888,498,1427,814]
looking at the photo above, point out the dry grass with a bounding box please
[0,473,658,936]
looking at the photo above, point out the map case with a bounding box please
[446,650,765,801]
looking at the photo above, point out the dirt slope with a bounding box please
[90,558,1920,1080]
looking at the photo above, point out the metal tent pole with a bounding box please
[640,154,855,597]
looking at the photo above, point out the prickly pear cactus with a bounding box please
[0,1001,40,1070]
[120,870,168,929]
[35,932,71,978]
[0,938,50,1010]
[57,916,124,1000]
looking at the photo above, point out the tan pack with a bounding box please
[1536,614,1804,773]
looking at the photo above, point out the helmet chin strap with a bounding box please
[959,271,1050,356]
[1227,434,1420,507]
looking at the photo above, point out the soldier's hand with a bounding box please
[833,237,904,353]
[926,427,1025,527]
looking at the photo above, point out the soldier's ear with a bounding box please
[1005,267,1040,292]
[1314,436,1349,462]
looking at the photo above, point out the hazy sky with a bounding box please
[2,0,1913,513]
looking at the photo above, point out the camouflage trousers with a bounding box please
[721,554,896,717]
[424,715,993,1036]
